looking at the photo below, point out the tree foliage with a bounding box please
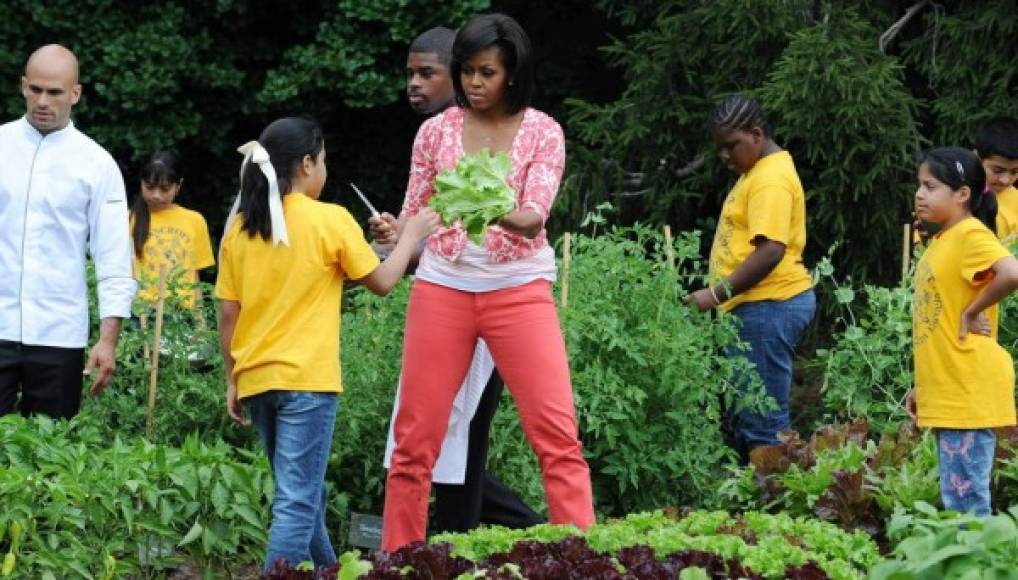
[0,0,501,232]
[565,0,1017,281]
[258,0,490,109]
[562,0,809,230]
[758,7,920,277]
[1,1,1013,279]
[0,0,622,240]
[901,0,1018,144]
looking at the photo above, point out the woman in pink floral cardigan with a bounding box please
[376,13,595,551]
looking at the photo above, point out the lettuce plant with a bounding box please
[428,148,517,244]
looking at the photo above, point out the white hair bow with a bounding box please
[222,140,290,247]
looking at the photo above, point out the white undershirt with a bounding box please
[415,242,557,292]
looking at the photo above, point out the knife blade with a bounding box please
[349,182,381,218]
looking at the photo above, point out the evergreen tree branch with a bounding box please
[879,0,930,53]
[673,154,707,178]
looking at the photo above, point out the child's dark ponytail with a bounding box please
[238,117,324,241]
[132,150,182,258]
[131,194,150,259]
[920,147,994,234]
[972,180,998,235]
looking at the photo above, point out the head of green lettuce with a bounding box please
[428,148,517,245]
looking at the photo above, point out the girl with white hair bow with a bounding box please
[215,117,439,571]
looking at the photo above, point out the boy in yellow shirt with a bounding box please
[907,147,1018,516]
[215,117,438,570]
[687,95,815,455]
[974,117,1018,244]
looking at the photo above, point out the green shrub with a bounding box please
[870,503,1018,579]
[758,7,920,280]
[813,264,914,435]
[0,415,270,578]
[716,420,941,539]
[79,280,256,450]
[553,225,766,514]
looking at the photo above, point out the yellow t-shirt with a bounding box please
[913,217,1016,429]
[996,186,1018,244]
[132,205,215,308]
[708,150,812,310]
[215,193,380,400]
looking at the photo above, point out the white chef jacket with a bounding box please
[384,339,494,484]
[0,117,136,348]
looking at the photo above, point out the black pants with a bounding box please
[432,369,543,533]
[0,340,85,419]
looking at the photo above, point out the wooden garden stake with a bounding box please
[901,223,911,285]
[663,225,676,273]
[139,314,150,364]
[561,232,572,309]
[146,268,167,437]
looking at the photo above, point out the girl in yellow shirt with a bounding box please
[130,151,215,313]
[687,95,815,456]
[215,117,438,570]
[907,147,1018,516]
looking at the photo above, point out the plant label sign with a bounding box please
[348,512,383,549]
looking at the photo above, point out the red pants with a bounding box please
[381,279,594,550]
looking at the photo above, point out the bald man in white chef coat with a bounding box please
[0,44,136,419]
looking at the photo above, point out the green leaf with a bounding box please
[1,553,14,578]
[211,482,229,517]
[178,521,203,547]
[231,504,263,528]
[427,149,517,243]
[916,544,977,570]
[201,523,219,555]
[979,514,1017,548]
[170,466,199,500]
[834,287,855,304]
[679,567,710,580]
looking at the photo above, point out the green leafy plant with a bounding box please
[814,257,915,434]
[0,414,270,578]
[428,148,517,244]
[717,419,942,541]
[80,278,256,450]
[868,430,940,518]
[433,509,880,579]
[737,421,882,534]
[520,225,769,515]
[870,502,1018,579]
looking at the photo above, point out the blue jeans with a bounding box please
[245,390,338,570]
[727,289,816,451]
[937,428,996,516]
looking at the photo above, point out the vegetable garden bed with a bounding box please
[264,510,879,579]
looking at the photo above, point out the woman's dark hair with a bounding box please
[921,146,995,233]
[131,150,182,258]
[451,13,534,115]
[712,94,770,135]
[239,117,324,241]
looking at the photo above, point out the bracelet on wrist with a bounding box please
[708,286,722,305]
